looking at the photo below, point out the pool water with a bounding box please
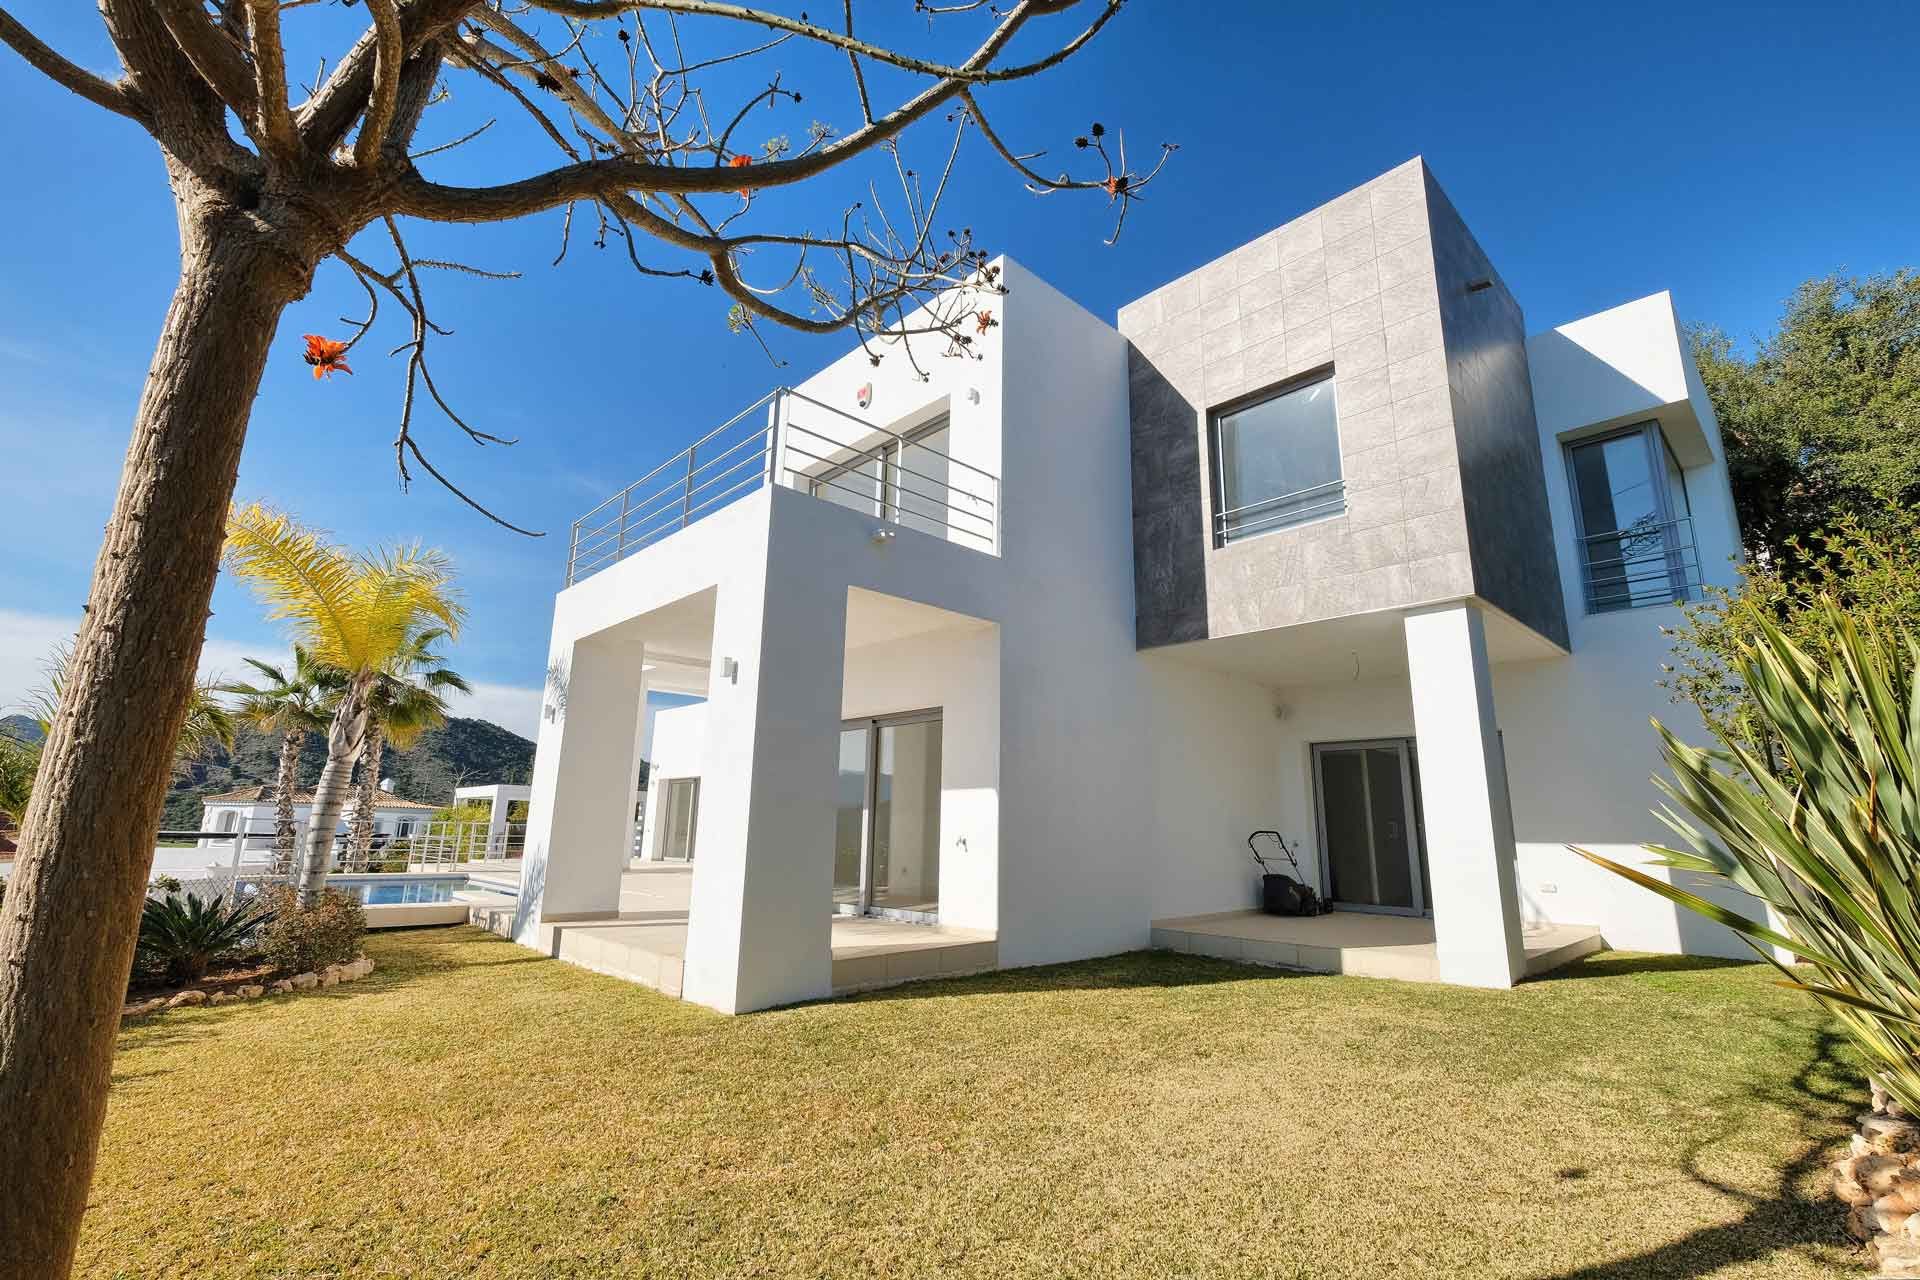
[354,881,458,905]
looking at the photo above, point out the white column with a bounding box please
[484,788,508,856]
[681,573,846,1014]
[515,629,645,940]
[1404,602,1525,988]
[622,664,651,864]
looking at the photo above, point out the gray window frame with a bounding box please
[1562,420,1700,614]
[1210,368,1345,547]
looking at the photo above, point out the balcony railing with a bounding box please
[565,388,999,586]
[1577,514,1704,613]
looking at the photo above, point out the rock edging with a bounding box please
[1835,1080,1920,1276]
[121,956,376,1022]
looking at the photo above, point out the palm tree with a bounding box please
[222,504,464,904]
[0,735,36,837]
[221,648,338,866]
[349,629,470,867]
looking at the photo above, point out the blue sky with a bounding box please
[2,0,1916,739]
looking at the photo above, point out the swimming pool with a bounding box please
[353,880,459,905]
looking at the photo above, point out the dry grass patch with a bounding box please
[80,928,1866,1278]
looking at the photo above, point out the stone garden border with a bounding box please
[1835,1079,1920,1276]
[121,955,377,1021]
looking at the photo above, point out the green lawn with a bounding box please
[81,928,1866,1278]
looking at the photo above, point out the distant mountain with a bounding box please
[162,715,536,832]
[1,715,43,745]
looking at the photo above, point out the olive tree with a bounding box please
[0,2,1165,1273]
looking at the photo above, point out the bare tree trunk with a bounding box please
[300,678,369,904]
[350,726,384,869]
[0,199,317,1277]
[274,727,302,871]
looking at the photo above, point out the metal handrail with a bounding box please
[1213,478,1345,525]
[783,429,999,515]
[565,387,1001,585]
[1579,514,1703,610]
[1214,478,1347,543]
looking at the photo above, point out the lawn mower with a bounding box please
[1247,830,1332,917]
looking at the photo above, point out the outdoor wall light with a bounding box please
[721,657,739,683]
[871,526,897,546]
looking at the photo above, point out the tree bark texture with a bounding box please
[0,191,317,1278]
[274,727,302,869]
[350,726,384,867]
[300,677,370,902]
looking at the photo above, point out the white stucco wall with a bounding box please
[1140,655,1286,920]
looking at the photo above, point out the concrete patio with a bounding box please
[470,864,996,1000]
[1150,910,1604,982]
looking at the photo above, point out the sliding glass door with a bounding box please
[832,710,942,920]
[1312,740,1427,915]
[660,777,700,862]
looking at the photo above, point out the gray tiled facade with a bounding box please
[1119,157,1568,651]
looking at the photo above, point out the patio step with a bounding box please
[1150,910,1607,985]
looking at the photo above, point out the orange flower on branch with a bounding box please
[975,309,994,336]
[730,153,754,197]
[302,334,353,380]
[1101,173,1129,201]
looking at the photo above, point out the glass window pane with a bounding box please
[892,422,952,542]
[1215,374,1343,543]
[810,452,881,518]
[871,720,941,914]
[834,728,868,909]
[1570,425,1690,612]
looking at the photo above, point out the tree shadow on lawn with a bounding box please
[1527,953,1761,983]
[1531,1025,1863,1280]
[828,949,1318,1007]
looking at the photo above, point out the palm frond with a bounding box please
[224,505,465,684]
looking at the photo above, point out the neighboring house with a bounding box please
[196,786,438,847]
[451,782,531,858]
[519,157,1753,1013]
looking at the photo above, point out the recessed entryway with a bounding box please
[834,710,943,921]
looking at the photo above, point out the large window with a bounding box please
[1565,421,1699,613]
[1212,372,1343,545]
[808,416,953,539]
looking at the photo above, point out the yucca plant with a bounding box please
[136,892,276,986]
[1580,598,1920,1110]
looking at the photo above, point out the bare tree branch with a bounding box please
[243,0,299,159]
[354,0,404,167]
[0,8,145,122]
[521,0,1118,87]
[149,0,259,125]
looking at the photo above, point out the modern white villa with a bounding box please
[502,157,1754,1014]
[196,785,437,846]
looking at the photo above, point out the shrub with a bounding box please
[1664,508,1920,766]
[1586,599,1920,1110]
[151,874,183,895]
[255,885,366,974]
[136,892,275,986]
